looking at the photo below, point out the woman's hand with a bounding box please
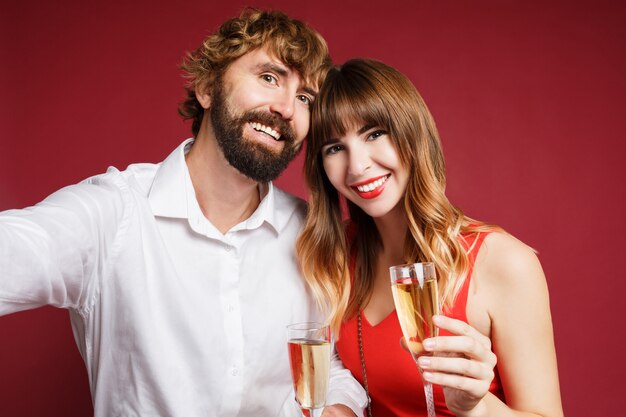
[417,315,497,416]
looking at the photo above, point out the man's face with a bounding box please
[209,47,315,182]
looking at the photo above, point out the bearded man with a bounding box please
[0,8,367,417]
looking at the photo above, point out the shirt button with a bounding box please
[231,367,238,376]
[228,305,234,312]
[225,245,231,252]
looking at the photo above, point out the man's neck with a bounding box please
[185,133,262,234]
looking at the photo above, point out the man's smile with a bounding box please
[250,122,281,140]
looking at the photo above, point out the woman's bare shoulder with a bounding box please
[475,231,548,298]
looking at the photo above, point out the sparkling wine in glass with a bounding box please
[390,262,440,417]
[287,322,331,417]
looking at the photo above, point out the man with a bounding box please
[0,8,367,417]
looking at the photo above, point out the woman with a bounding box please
[296,59,563,416]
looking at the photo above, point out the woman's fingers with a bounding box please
[432,315,491,347]
[418,354,494,382]
[424,315,495,362]
[423,335,496,365]
[417,314,498,397]
[422,369,490,398]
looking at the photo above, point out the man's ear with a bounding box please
[195,83,211,109]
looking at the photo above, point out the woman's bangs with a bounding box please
[319,80,389,139]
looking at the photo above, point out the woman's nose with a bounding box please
[347,146,372,176]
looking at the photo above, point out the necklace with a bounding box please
[357,310,373,417]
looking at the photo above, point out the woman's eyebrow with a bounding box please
[357,124,375,135]
[321,137,340,146]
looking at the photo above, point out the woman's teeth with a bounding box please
[356,176,388,192]
[250,122,281,140]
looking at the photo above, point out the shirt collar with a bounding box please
[148,138,194,219]
[148,138,287,235]
[242,182,278,233]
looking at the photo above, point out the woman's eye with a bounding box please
[261,74,278,85]
[367,130,386,141]
[323,145,343,155]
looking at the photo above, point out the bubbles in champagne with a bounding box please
[391,278,439,360]
[287,339,330,409]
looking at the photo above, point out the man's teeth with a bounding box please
[250,122,281,140]
[356,176,388,192]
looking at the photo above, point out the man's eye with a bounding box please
[297,95,312,106]
[261,74,278,84]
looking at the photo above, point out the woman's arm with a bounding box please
[419,232,563,417]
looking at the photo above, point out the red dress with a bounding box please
[336,231,504,416]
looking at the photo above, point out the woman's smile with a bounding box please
[350,174,390,199]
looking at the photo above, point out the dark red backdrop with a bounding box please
[1,1,624,416]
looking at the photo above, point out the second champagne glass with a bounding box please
[287,322,331,417]
[390,262,440,417]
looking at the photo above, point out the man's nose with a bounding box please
[269,90,295,120]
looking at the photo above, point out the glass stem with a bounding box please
[423,379,437,417]
[418,366,437,417]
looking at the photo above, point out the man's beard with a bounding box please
[209,78,302,183]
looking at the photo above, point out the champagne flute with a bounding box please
[390,262,440,417]
[287,322,331,417]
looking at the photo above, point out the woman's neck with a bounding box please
[361,205,408,326]
[374,204,408,264]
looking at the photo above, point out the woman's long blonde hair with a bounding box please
[296,59,497,334]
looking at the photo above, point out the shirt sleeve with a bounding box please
[0,173,128,316]
[326,344,368,416]
[277,344,367,417]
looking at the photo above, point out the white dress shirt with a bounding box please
[0,139,366,417]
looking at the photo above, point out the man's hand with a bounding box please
[322,404,358,417]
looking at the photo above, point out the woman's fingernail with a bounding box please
[418,357,431,368]
[433,315,443,324]
[423,371,434,382]
[423,339,435,350]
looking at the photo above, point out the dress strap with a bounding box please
[450,231,491,322]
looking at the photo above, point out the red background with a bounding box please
[1,0,625,416]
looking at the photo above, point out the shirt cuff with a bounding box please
[326,392,367,417]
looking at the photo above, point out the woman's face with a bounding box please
[320,121,409,219]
